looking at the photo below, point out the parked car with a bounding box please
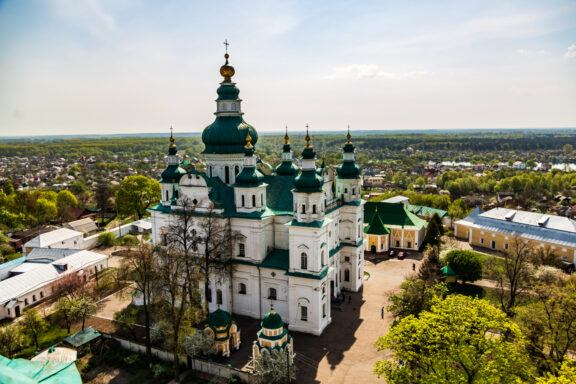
[389,250,395,258]
[397,251,405,260]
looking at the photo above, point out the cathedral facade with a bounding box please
[149,53,364,336]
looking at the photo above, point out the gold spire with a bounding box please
[219,39,235,82]
[305,123,312,148]
[245,131,253,149]
[284,125,290,145]
[346,124,352,144]
[169,126,176,147]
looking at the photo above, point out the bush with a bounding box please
[98,232,117,246]
[4,252,22,262]
[121,234,139,246]
[151,362,174,379]
[444,250,483,283]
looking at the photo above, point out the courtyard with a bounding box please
[231,252,423,384]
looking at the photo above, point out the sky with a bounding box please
[0,0,575,137]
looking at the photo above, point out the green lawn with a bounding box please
[17,323,69,358]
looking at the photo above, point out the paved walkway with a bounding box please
[231,253,422,384]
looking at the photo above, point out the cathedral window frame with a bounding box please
[239,283,247,295]
[344,268,350,282]
[216,289,223,305]
[268,287,277,300]
[301,306,308,321]
[241,195,245,207]
[238,243,245,257]
[300,252,308,270]
[252,194,256,207]
[206,287,212,303]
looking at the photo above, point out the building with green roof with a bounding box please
[149,49,365,336]
[252,305,294,367]
[0,355,82,384]
[363,202,427,251]
[203,308,241,357]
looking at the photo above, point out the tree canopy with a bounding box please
[374,295,534,384]
[444,249,483,283]
[116,175,160,219]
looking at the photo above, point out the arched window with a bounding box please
[216,289,223,305]
[344,269,350,282]
[302,205,306,214]
[209,166,213,178]
[206,288,212,303]
[301,253,308,270]
[235,165,239,175]
[239,283,246,294]
[268,287,277,300]
[165,190,169,201]
[225,166,230,184]
[352,188,356,195]
[252,195,256,207]
[312,205,316,214]
[321,251,326,266]
[261,194,264,206]
[241,195,245,207]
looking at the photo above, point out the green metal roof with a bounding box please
[264,174,296,215]
[337,161,361,179]
[0,355,82,384]
[261,249,289,270]
[364,202,427,229]
[207,308,234,328]
[406,204,448,219]
[286,266,329,280]
[285,218,332,228]
[261,309,284,330]
[63,327,101,347]
[293,170,324,192]
[161,164,187,183]
[364,210,390,235]
[202,116,258,155]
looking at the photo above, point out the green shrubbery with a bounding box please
[121,234,140,246]
[98,232,117,246]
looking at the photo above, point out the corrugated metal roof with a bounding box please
[456,207,576,247]
[23,228,83,248]
[0,250,108,306]
[64,218,97,234]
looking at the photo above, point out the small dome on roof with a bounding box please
[261,307,284,330]
[208,308,233,328]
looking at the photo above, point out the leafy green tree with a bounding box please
[562,144,573,156]
[70,181,87,195]
[56,297,79,334]
[418,245,443,284]
[34,198,58,223]
[423,213,443,247]
[517,276,576,374]
[447,199,468,221]
[387,277,447,320]
[21,309,47,349]
[56,190,78,221]
[116,175,161,219]
[444,249,483,283]
[73,296,98,330]
[536,359,576,384]
[374,295,534,383]
[114,305,141,340]
[2,182,14,195]
[0,324,23,358]
[184,330,217,359]
[254,349,295,384]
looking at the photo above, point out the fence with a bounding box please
[102,334,259,383]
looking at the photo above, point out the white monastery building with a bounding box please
[150,53,364,335]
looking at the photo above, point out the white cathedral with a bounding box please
[149,52,364,335]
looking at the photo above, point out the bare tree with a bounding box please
[121,244,158,362]
[486,236,534,316]
[166,200,238,317]
[156,247,200,382]
[52,272,87,300]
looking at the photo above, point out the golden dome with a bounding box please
[220,53,235,82]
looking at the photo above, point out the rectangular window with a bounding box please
[407,241,412,248]
[239,243,245,257]
[301,306,308,321]
[490,240,496,249]
[344,256,350,262]
[312,205,316,214]
[480,238,484,244]
[33,295,36,302]
[24,298,29,306]
[322,303,326,318]
[302,205,306,214]
[395,240,400,247]
[504,243,509,250]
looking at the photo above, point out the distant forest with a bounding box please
[1,130,576,160]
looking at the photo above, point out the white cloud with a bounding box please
[565,44,576,59]
[516,49,529,55]
[326,64,427,80]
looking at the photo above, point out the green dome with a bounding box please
[276,161,299,175]
[261,309,284,330]
[337,161,361,179]
[207,308,233,328]
[216,83,240,100]
[202,116,258,154]
[235,166,265,186]
[161,164,186,183]
[294,170,323,192]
